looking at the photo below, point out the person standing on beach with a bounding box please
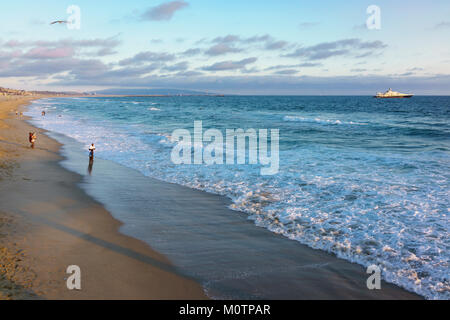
[30,132,37,149]
[42,111,46,116]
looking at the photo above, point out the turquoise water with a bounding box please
[27,96,449,299]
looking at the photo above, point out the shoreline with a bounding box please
[1,96,423,299]
[0,96,207,299]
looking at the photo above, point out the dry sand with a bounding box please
[0,96,207,300]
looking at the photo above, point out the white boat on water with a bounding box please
[374,88,413,98]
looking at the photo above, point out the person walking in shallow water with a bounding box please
[88,143,96,175]
[89,143,96,159]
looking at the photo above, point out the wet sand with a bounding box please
[0,96,207,299]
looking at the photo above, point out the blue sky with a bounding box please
[1,0,450,94]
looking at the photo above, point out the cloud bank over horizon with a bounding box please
[0,0,449,94]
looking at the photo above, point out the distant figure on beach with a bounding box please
[20,112,23,117]
[89,143,96,159]
[15,110,18,115]
[29,132,37,148]
[42,111,46,116]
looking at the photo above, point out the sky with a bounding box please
[0,0,450,94]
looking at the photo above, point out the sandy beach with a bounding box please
[0,96,207,299]
[0,96,424,300]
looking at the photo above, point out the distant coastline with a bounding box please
[0,86,225,98]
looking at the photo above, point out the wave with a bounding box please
[284,115,367,126]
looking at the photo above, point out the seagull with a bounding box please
[50,20,68,25]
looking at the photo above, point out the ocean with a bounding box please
[26,96,449,299]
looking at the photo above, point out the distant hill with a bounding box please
[91,88,217,96]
